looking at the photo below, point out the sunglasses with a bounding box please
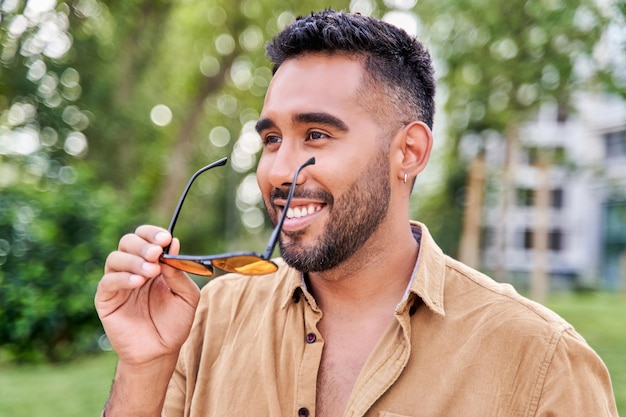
[159,156,316,277]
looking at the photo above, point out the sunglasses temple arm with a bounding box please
[263,157,316,260]
[163,157,228,254]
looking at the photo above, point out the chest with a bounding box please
[177,293,548,417]
[315,317,392,417]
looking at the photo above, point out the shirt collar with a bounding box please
[398,221,446,316]
[279,260,320,311]
[280,220,446,316]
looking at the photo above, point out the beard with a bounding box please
[268,151,391,273]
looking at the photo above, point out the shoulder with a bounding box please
[441,256,617,415]
[442,255,575,339]
[413,221,574,338]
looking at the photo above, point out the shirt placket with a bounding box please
[294,293,324,417]
[344,303,414,417]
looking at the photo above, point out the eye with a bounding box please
[262,134,282,146]
[306,131,330,141]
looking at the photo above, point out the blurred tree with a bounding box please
[412,0,626,270]
[0,0,90,187]
[0,172,127,362]
[0,0,129,361]
[2,0,395,362]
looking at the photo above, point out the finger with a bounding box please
[158,238,200,302]
[161,266,201,305]
[95,271,146,305]
[169,237,181,255]
[105,250,161,278]
[118,233,166,263]
[159,247,197,284]
[134,225,172,247]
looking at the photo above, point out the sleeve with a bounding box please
[162,357,187,417]
[534,327,619,417]
[162,281,214,417]
[163,306,204,417]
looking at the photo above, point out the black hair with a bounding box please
[266,9,436,130]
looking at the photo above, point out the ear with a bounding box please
[393,121,433,183]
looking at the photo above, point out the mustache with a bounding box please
[270,187,333,205]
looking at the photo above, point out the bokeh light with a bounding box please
[150,104,173,127]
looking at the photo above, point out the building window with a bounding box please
[523,228,533,249]
[549,229,563,251]
[601,201,626,289]
[523,146,566,165]
[516,187,564,209]
[482,226,495,247]
[604,130,626,159]
[526,146,540,165]
[553,146,566,164]
[551,188,564,209]
[521,228,564,252]
[517,188,534,206]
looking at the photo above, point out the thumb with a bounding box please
[160,237,201,303]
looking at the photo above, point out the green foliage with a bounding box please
[0,1,93,186]
[0,352,118,415]
[548,292,626,413]
[0,173,133,362]
[412,162,467,257]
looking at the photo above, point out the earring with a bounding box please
[403,173,408,184]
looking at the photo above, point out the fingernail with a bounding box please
[129,274,144,285]
[141,262,156,273]
[146,244,162,259]
[155,232,169,244]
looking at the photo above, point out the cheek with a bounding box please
[256,154,270,185]
[323,163,355,190]
[256,156,273,201]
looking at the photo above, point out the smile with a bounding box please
[286,203,323,219]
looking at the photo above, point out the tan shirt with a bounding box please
[164,222,618,417]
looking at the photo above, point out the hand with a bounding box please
[95,225,201,366]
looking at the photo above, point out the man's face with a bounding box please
[255,54,392,273]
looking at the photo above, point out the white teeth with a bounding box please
[286,204,321,219]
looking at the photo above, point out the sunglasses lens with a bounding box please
[160,257,214,277]
[213,255,278,275]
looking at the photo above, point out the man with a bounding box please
[95,9,618,417]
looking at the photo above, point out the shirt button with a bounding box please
[306,333,316,343]
[298,407,309,417]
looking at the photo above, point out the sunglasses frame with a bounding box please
[159,156,315,276]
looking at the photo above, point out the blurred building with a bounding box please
[481,93,626,292]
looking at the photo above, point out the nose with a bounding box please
[266,148,311,189]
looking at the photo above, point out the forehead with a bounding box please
[260,54,366,120]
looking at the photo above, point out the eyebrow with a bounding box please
[255,117,275,133]
[293,112,349,132]
[255,112,350,133]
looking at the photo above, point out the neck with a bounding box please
[306,221,418,313]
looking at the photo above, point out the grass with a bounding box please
[0,292,624,417]
[0,352,117,416]
[547,291,626,415]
